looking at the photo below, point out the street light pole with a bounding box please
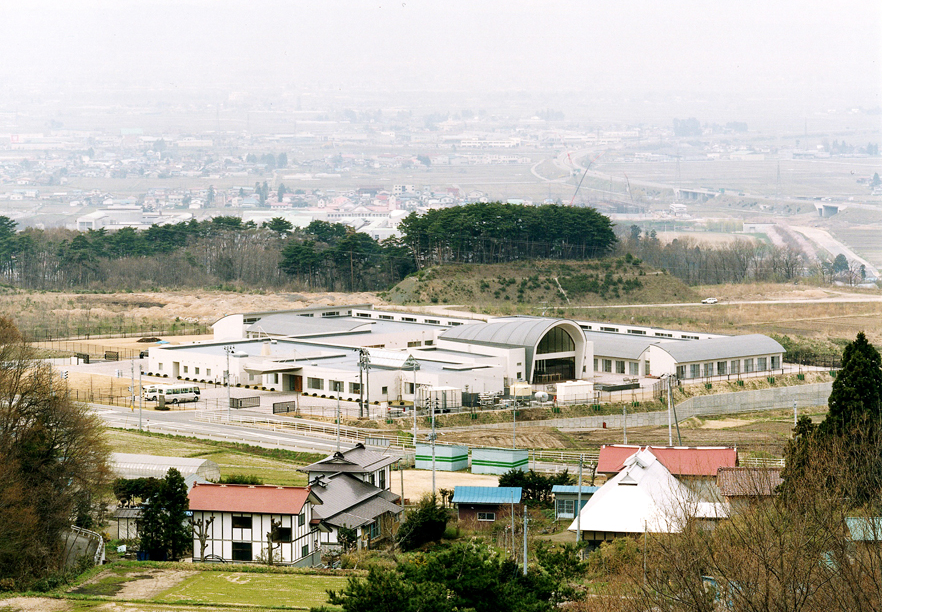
[406,356,419,444]
[224,345,234,423]
[138,364,143,432]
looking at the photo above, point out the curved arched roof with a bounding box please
[651,334,785,363]
[439,316,583,352]
[439,317,585,379]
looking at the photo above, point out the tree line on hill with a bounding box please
[0,203,616,293]
[616,224,868,286]
[397,202,617,268]
[1,203,868,294]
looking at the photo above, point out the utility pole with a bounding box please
[623,402,627,444]
[431,392,437,497]
[406,356,419,444]
[512,405,517,449]
[336,395,341,453]
[523,508,528,575]
[576,454,583,545]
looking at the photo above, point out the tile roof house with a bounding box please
[309,472,403,551]
[187,484,321,567]
[716,467,783,510]
[299,443,401,491]
[569,448,727,545]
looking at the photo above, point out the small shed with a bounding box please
[415,443,469,471]
[452,486,522,523]
[111,453,221,482]
[115,507,142,540]
[471,448,528,475]
[551,485,599,520]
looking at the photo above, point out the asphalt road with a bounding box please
[89,402,359,455]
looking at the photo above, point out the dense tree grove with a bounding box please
[397,202,617,268]
[0,215,413,292]
[0,317,112,586]
[327,540,585,612]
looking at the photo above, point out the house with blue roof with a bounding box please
[451,486,522,523]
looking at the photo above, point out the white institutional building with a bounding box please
[146,305,786,406]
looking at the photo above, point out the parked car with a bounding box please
[701,297,718,304]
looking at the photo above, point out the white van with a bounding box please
[143,384,200,403]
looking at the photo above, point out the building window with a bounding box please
[717,361,727,376]
[183,366,189,373]
[645,361,650,376]
[477,512,496,522]
[731,360,740,375]
[593,359,599,372]
[690,364,700,378]
[617,361,626,375]
[370,519,380,540]
[676,365,686,379]
[331,380,343,392]
[232,541,252,561]
[274,527,292,543]
[299,512,306,527]
[308,377,324,390]
[603,359,612,373]
[631,361,639,376]
[158,363,163,371]
[302,544,309,557]
[349,382,361,394]
[771,355,781,370]
[703,362,713,377]
[744,358,754,372]
[408,341,421,347]
[537,327,575,354]
[233,515,252,530]
[757,357,767,371]
[405,382,415,394]
[381,386,388,396]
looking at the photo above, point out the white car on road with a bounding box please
[701,297,718,304]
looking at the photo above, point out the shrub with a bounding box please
[395,493,450,551]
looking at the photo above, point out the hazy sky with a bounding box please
[2,1,881,119]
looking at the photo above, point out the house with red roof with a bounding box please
[597,445,738,503]
[188,483,323,567]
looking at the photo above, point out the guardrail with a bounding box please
[69,525,105,565]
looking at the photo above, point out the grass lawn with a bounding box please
[154,572,347,609]
[105,430,321,487]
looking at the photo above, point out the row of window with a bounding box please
[182,365,211,376]
[675,356,781,379]
[593,358,642,376]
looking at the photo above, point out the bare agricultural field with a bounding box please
[1,289,387,340]
[653,230,758,246]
